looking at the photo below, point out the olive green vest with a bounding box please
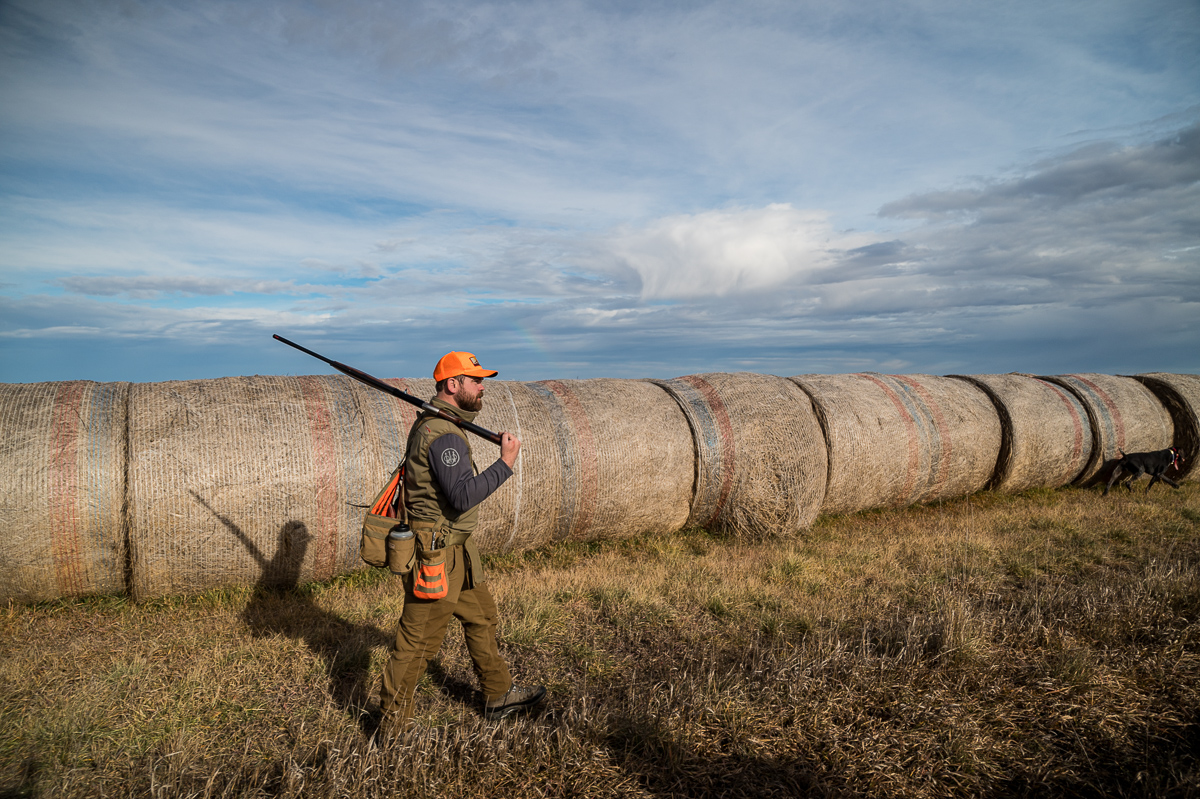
[403,397,485,585]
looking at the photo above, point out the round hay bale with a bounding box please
[1039,374,1173,485]
[349,377,436,476]
[949,374,1093,492]
[0,381,130,601]
[349,377,564,553]
[790,373,1001,516]
[336,377,694,554]
[1132,373,1200,481]
[473,380,564,552]
[650,373,826,538]
[128,375,378,599]
[512,379,694,546]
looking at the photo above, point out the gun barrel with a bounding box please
[272,334,503,446]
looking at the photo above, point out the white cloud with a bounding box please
[607,204,875,300]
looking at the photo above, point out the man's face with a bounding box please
[451,375,485,412]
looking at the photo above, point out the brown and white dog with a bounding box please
[1103,447,1185,496]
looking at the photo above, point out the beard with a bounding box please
[454,386,483,412]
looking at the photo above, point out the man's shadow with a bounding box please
[190,491,392,734]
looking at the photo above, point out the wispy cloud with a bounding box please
[55,275,305,299]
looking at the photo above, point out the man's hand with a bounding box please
[499,431,521,468]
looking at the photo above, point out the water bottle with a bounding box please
[386,524,415,574]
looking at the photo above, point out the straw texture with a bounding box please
[1132,373,1200,481]
[335,378,694,551]
[0,381,130,601]
[651,373,827,537]
[474,380,565,552]
[1039,374,1173,485]
[950,374,1093,493]
[791,374,1001,516]
[349,378,560,553]
[349,377,435,478]
[515,379,694,545]
[1,368,1185,602]
[128,375,377,599]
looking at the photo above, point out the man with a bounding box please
[379,350,545,732]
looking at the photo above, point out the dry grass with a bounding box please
[3,484,1200,798]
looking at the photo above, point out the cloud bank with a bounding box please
[1,0,1198,382]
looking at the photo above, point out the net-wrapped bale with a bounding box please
[301,377,695,554]
[1132,373,1200,481]
[474,381,566,551]
[0,381,130,601]
[1039,374,1173,485]
[500,379,695,546]
[651,373,826,537]
[351,378,570,553]
[128,375,378,599]
[791,373,1001,516]
[949,374,1093,492]
[349,377,435,476]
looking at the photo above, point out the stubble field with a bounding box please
[3,482,1199,798]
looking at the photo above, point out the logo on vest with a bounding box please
[440,448,461,467]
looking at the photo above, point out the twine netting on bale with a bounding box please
[128,375,379,599]
[1132,373,1200,481]
[0,381,129,601]
[349,377,563,553]
[515,379,694,546]
[1039,374,1173,486]
[348,377,435,477]
[325,377,695,553]
[650,374,826,538]
[791,374,1001,516]
[471,381,562,552]
[949,374,1093,493]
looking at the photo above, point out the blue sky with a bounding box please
[1,0,1198,384]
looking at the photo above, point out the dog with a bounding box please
[1103,446,1185,495]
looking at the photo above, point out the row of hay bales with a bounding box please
[1,372,1196,602]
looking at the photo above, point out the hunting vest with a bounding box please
[403,397,486,584]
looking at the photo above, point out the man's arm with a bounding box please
[428,433,513,513]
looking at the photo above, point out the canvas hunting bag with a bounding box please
[360,463,415,574]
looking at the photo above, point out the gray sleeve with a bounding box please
[428,433,513,513]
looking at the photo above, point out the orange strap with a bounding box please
[370,466,405,518]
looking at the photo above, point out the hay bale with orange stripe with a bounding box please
[354,377,694,551]
[348,376,435,475]
[128,375,379,599]
[791,373,1001,516]
[0,381,130,601]
[473,380,568,551]
[1038,374,1173,485]
[1131,373,1200,481]
[500,379,693,547]
[126,373,693,597]
[651,373,826,538]
[950,374,1093,492]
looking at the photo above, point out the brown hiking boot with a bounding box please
[484,684,546,720]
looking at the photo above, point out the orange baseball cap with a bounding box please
[433,351,498,382]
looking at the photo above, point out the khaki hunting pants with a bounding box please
[379,543,512,722]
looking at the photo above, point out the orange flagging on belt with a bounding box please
[413,557,448,600]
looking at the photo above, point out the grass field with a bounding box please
[3,482,1199,798]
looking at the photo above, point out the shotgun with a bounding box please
[272,334,503,446]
